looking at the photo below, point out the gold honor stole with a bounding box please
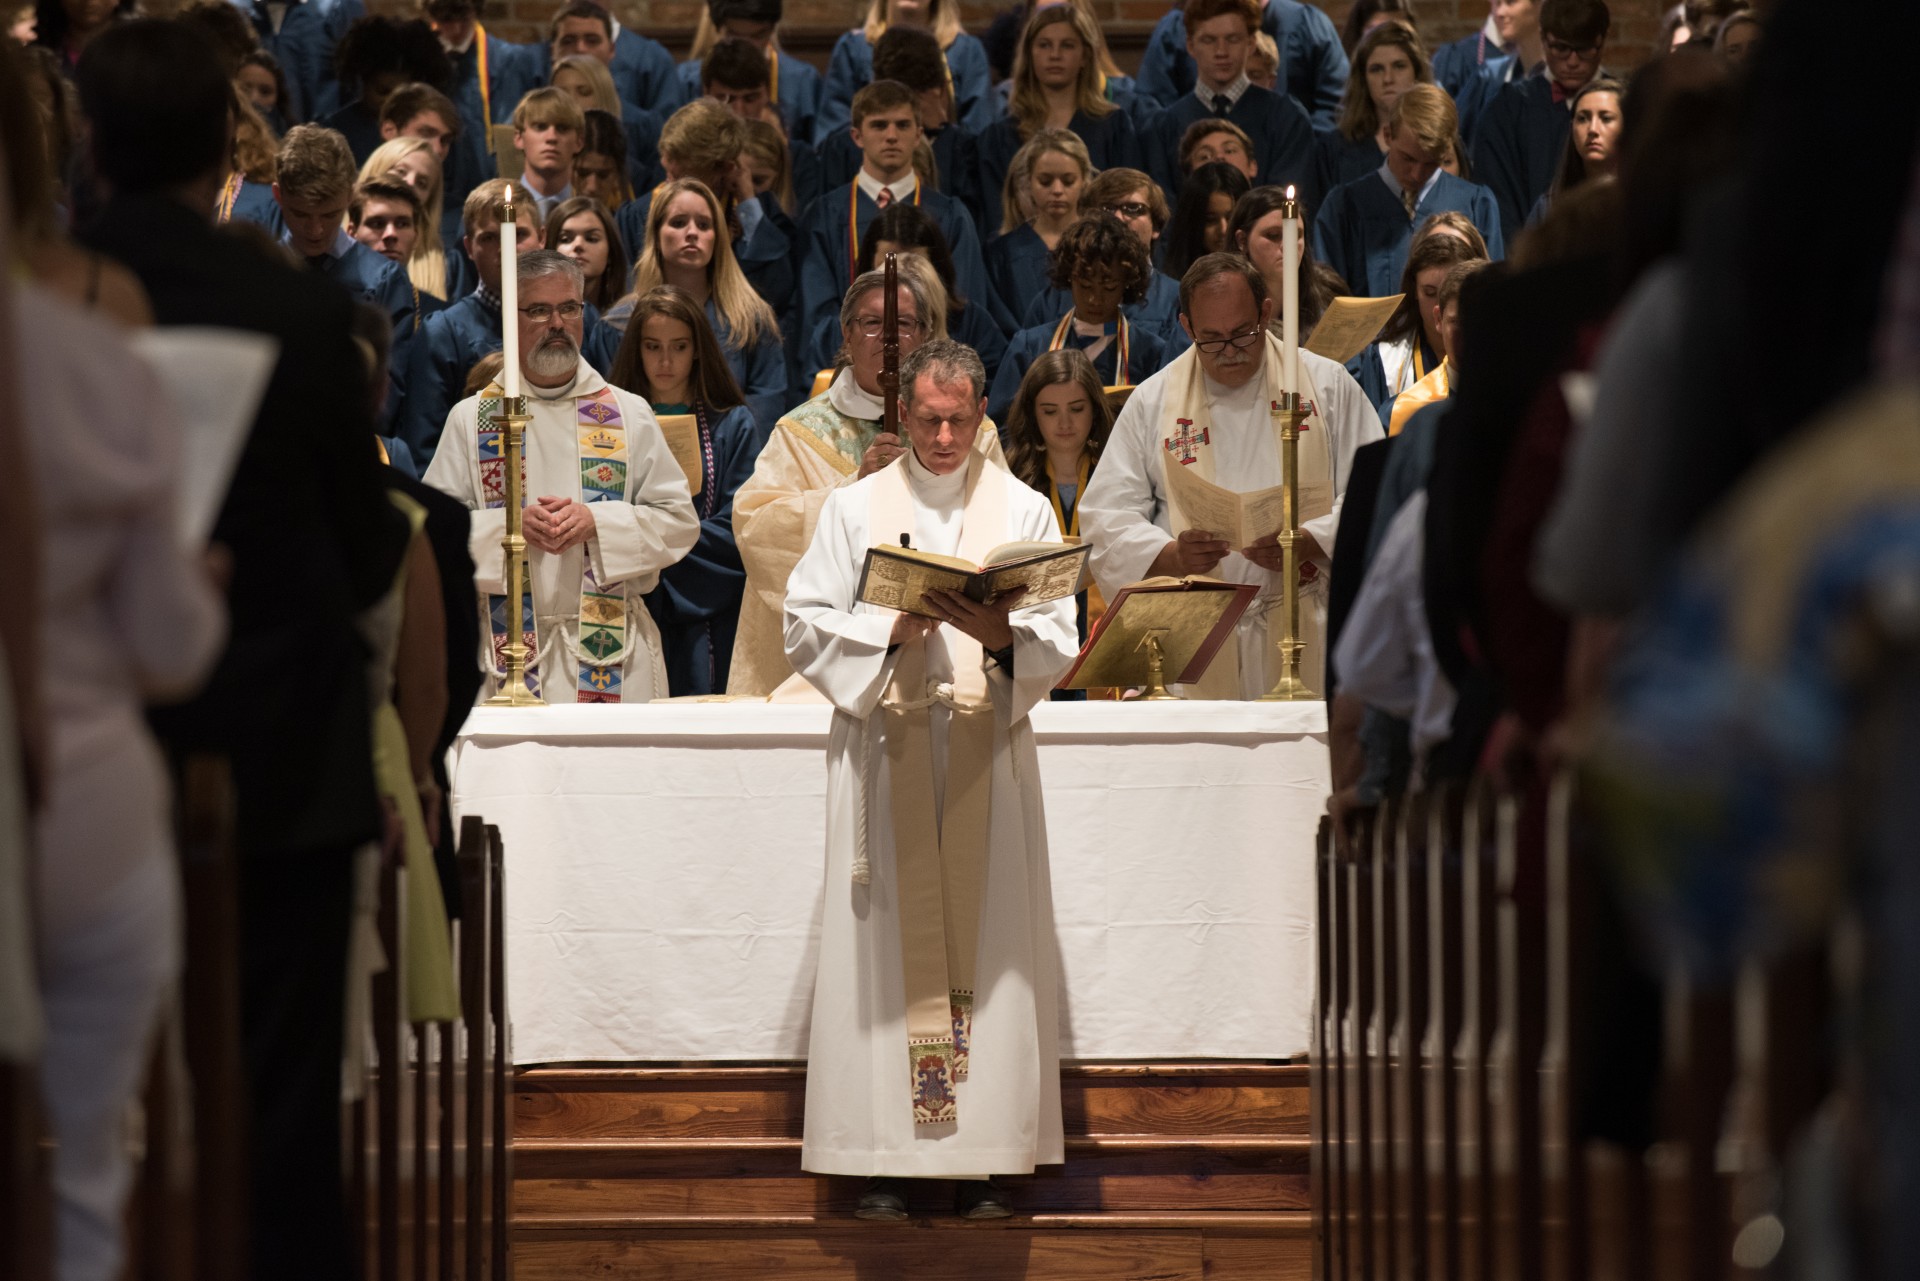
[1048,310,1131,387]
[476,387,631,703]
[867,453,1008,1126]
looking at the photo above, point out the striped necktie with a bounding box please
[875,187,893,209]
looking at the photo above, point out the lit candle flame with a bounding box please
[1285,184,1296,200]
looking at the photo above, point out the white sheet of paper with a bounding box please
[130,328,280,548]
[1164,462,1289,548]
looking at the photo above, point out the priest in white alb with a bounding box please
[424,250,699,703]
[730,267,1004,697]
[783,340,1078,1221]
[1080,254,1382,697]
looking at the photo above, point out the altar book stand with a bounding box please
[1058,577,1259,698]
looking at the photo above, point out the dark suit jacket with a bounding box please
[83,192,411,857]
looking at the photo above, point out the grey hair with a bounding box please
[838,266,933,337]
[518,248,585,294]
[899,338,986,408]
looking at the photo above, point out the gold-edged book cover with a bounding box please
[856,542,1089,619]
[1059,577,1259,690]
[656,414,704,496]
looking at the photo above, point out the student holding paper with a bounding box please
[1081,253,1381,698]
[783,338,1077,1221]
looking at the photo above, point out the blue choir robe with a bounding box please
[1313,131,1384,206]
[1019,269,1185,350]
[983,222,1050,337]
[986,313,1170,425]
[1453,55,1522,148]
[1145,85,1318,209]
[296,231,427,457]
[440,33,544,217]
[975,110,1142,222]
[675,47,825,145]
[620,101,667,197]
[1469,75,1573,245]
[643,401,758,695]
[320,99,384,164]
[791,138,824,214]
[226,0,362,123]
[227,178,284,236]
[813,125,987,241]
[816,28,997,143]
[440,246,476,301]
[399,292,617,472]
[795,180,992,365]
[1431,26,1505,97]
[1313,168,1505,299]
[614,187,797,327]
[532,25,683,116]
[1132,1,1348,129]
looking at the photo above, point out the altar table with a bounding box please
[449,701,1328,1065]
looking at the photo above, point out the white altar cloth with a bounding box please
[449,701,1327,1064]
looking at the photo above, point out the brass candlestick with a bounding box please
[483,388,546,707]
[1260,390,1315,701]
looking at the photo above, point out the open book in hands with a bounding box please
[856,541,1090,620]
[1163,463,1290,549]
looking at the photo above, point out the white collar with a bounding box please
[1480,14,1505,54]
[527,358,605,401]
[905,445,967,503]
[1195,73,1251,112]
[828,368,885,421]
[855,170,918,207]
[1377,161,1444,208]
[443,30,475,54]
[1071,314,1114,339]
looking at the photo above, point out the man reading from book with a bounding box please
[783,339,1078,1223]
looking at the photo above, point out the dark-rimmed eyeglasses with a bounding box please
[1191,324,1265,355]
[518,301,586,322]
[1106,201,1151,220]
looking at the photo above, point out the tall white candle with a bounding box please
[1281,185,1300,400]
[501,195,522,398]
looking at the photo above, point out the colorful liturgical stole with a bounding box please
[867,452,1008,1126]
[476,385,630,703]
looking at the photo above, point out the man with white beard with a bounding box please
[1081,253,1381,697]
[425,249,699,703]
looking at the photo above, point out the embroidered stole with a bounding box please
[868,453,1008,1126]
[1159,334,1334,693]
[477,384,632,703]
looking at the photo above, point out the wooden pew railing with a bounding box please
[1311,776,1822,1281]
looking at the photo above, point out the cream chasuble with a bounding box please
[423,360,700,703]
[1081,340,1382,698]
[730,370,1005,697]
[784,449,1076,1176]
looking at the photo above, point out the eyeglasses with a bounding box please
[1544,39,1600,57]
[850,317,924,338]
[519,301,586,322]
[1106,201,1151,220]
[1191,324,1266,355]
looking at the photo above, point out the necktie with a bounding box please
[1213,93,1232,117]
[1402,187,1418,221]
[875,187,892,209]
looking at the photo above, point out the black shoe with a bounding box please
[854,1177,910,1221]
[955,1177,1011,1219]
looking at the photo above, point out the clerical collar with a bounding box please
[529,365,583,400]
[905,446,966,500]
[828,368,885,421]
[474,283,502,314]
[1195,73,1251,113]
[1377,160,1444,209]
[856,170,918,207]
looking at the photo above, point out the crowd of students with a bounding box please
[0,0,1816,1277]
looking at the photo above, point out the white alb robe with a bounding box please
[1080,347,1382,698]
[424,359,700,703]
[785,451,1077,1176]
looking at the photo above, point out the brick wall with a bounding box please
[376,0,1667,74]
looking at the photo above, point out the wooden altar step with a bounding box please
[513,1063,1310,1280]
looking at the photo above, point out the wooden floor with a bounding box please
[512,1062,1311,1279]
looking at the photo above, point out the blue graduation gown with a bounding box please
[1146,85,1318,209]
[227,0,363,123]
[530,27,683,115]
[1132,1,1348,129]
[675,47,825,145]
[1468,75,1570,244]
[1313,169,1505,298]
[620,101,667,195]
[614,187,798,327]
[1431,28,1502,97]
[813,125,988,241]
[816,28,997,142]
[228,179,284,236]
[795,180,992,365]
[1313,130,1384,205]
[707,302,787,446]
[1453,56,1520,148]
[440,33,544,217]
[986,314,1170,424]
[975,109,1142,223]
[1019,269,1185,349]
[791,138,824,213]
[642,401,756,696]
[984,222,1051,336]
[320,99,384,165]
